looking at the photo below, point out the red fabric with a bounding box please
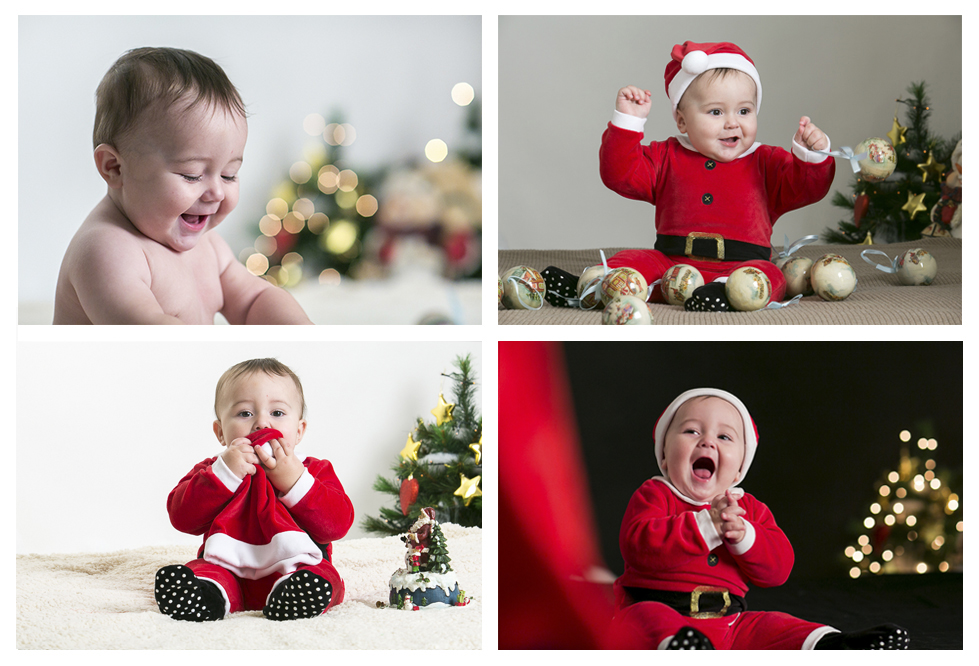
[167,429,354,580]
[499,342,624,649]
[664,41,756,94]
[615,479,794,602]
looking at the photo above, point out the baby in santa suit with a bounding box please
[154,358,354,621]
[596,41,836,310]
[613,388,909,649]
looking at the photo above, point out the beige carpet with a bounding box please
[17,524,481,649]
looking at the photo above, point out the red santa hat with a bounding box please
[653,388,759,482]
[664,41,763,119]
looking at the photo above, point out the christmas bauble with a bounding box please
[810,253,857,301]
[855,137,897,182]
[725,267,771,311]
[497,277,503,307]
[600,267,648,306]
[660,264,705,305]
[576,264,605,309]
[781,256,814,297]
[501,266,546,309]
[896,248,938,285]
[399,477,420,516]
[601,295,653,325]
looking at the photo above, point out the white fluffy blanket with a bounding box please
[17,525,481,649]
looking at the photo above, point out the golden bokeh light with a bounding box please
[318,165,340,194]
[324,123,357,147]
[324,219,358,254]
[289,161,312,184]
[337,169,359,192]
[451,82,475,106]
[425,138,448,163]
[246,253,270,276]
[254,236,277,257]
[308,212,330,234]
[356,194,378,217]
[303,113,326,136]
[283,211,306,234]
[266,198,289,219]
[899,430,911,442]
[318,268,341,286]
[293,197,316,219]
[259,214,282,237]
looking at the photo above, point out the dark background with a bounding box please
[563,341,963,581]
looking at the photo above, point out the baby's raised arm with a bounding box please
[616,85,652,118]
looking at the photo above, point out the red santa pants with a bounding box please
[186,557,345,616]
[607,249,786,304]
[613,600,831,650]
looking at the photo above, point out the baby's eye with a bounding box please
[708,109,721,116]
[739,108,751,116]
[181,174,202,182]
[236,410,253,418]
[222,175,238,183]
[271,410,286,417]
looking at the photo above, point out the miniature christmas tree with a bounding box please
[363,354,482,535]
[823,82,960,244]
[428,522,453,574]
[843,429,962,578]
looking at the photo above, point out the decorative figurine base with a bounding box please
[389,570,462,609]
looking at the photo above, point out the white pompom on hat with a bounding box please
[653,388,759,482]
[665,41,763,120]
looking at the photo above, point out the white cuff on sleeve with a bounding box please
[725,519,756,555]
[279,468,314,507]
[696,508,724,551]
[792,136,831,163]
[611,109,647,133]
[211,455,243,493]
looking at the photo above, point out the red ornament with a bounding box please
[853,194,870,228]
[400,477,420,515]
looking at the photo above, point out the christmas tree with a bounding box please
[823,82,960,244]
[363,355,482,535]
[843,429,962,579]
[428,522,453,574]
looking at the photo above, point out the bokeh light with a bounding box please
[451,82,475,106]
[303,113,326,136]
[425,139,448,163]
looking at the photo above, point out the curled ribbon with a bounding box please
[860,249,899,274]
[812,146,867,173]
[776,234,819,262]
[764,294,804,310]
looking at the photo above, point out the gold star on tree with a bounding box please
[400,432,421,461]
[917,152,945,183]
[902,192,928,219]
[887,116,908,147]
[469,434,482,465]
[430,393,456,426]
[454,474,482,506]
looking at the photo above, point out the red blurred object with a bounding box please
[499,342,628,649]
[853,194,869,228]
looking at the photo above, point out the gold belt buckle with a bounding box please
[684,232,725,261]
[689,586,731,619]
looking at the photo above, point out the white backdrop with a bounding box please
[16,341,482,554]
[18,14,481,304]
[499,15,962,250]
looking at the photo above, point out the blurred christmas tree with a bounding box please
[823,82,960,244]
[363,354,482,535]
[843,428,962,579]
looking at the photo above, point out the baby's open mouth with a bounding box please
[720,137,739,146]
[181,214,209,227]
[692,457,715,480]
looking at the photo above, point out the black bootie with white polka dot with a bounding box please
[684,282,732,312]
[665,626,715,649]
[815,624,910,650]
[155,564,225,622]
[541,266,580,307]
[263,569,333,621]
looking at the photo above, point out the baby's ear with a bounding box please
[213,420,227,446]
[94,144,123,188]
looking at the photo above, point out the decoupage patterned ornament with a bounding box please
[601,295,654,325]
[454,474,482,506]
[901,192,928,219]
[497,277,503,307]
[577,264,606,310]
[724,266,771,311]
[600,267,648,306]
[887,116,908,147]
[660,264,705,305]
[780,256,814,298]
[854,137,898,182]
[399,476,420,515]
[896,248,938,285]
[430,393,456,426]
[810,253,857,301]
[400,432,421,461]
[501,265,546,309]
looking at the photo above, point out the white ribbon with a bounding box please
[764,294,804,310]
[860,249,899,274]
[812,146,867,173]
[776,234,819,262]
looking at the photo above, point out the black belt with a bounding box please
[624,586,747,619]
[655,233,772,262]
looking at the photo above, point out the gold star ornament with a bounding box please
[469,434,482,465]
[902,192,928,220]
[917,153,945,183]
[430,393,456,426]
[454,474,482,506]
[400,432,421,461]
[887,116,908,147]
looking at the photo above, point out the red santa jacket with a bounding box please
[599,124,835,255]
[615,478,794,607]
[168,453,354,576]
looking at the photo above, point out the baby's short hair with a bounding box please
[677,67,755,110]
[93,46,246,149]
[214,358,306,418]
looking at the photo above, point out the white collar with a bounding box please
[675,134,762,159]
[652,475,745,506]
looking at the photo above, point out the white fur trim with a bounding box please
[803,626,841,650]
[211,455,244,493]
[669,52,762,117]
[611,109,647,133]
[696,508,723,551]
[725,519,756,555]
[203,531,323,579]
[278,468,314,507]
[792,136,832,163]
[675,135,761,159]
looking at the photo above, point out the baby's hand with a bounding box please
[255,437,304,494]
[794,116,829,152]
[710,490,747,544]
[221,438,260,480]
[616,85,652,118]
